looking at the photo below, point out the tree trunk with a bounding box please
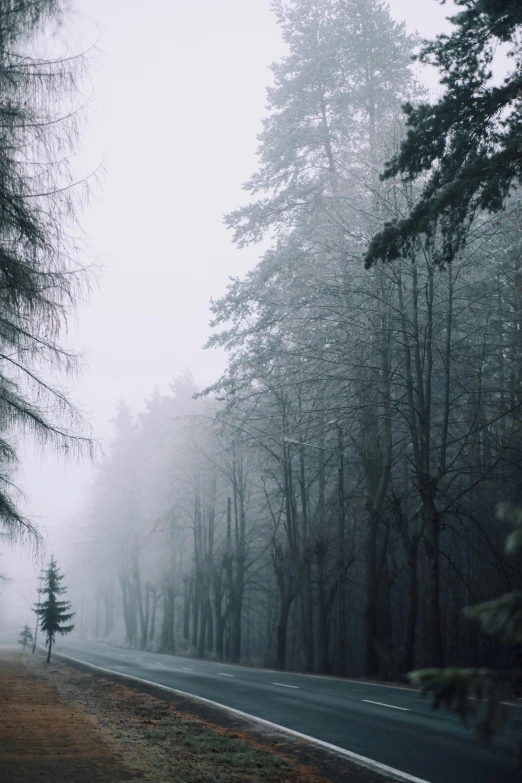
[376,561,395,678]
[149,587,158,642]
[161,584,175,652]
[206,598,214,652]
[299,445,314,672]
[423,482,444,667]
[215,611,225,660]
[197,598,207,658]
[119,574,136,648]
[276,600,291,670]
[103,580,114,638]
[229,593,242,663]
[403,537,419,674]
[364,510,380,676]
[191,579,199,649]
[316,542,336,675]
[213,568,225,660]
[141,585,150,650]
[183,578,190,641]
[317,600,331,675]
[94,592,101,639]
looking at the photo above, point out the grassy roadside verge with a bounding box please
[25,651,396,783]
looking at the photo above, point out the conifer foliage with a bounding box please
[18,624,33,650]
[365,0,522,268]
[0,0,92,546]
[34,557,74,662]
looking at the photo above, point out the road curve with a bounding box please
[55,639,521,783]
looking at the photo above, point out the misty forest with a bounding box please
[59,0,522,688]
[3,2,522,777]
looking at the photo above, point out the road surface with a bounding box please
[56,639,521,783]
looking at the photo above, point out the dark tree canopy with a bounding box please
[364,0,522,268]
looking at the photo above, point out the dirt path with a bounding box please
[0,648,139,782]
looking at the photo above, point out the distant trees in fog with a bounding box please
[76,0,522,683]
[18,624,32,650]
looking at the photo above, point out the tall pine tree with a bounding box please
[226,0,416,248]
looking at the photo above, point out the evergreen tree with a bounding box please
[0,0,92,545]
[365,0,522,268]
[34,557,74,662]
[226,0,416,248]
[18,624,33,650]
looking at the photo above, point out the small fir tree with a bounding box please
[18,624,33,650]
[34,557,74,663]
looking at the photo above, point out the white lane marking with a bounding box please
[181,666,193,671]
[363,700,409,711]
[218,672,234,677]
[272,682,299,689]
[65,642,522,711]
[52,652,429,783]
[64,641,419,693]
[90,641,416,692]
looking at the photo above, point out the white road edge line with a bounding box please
[272,682,299,689]
[363,700,409,712]
[52,651,430,783]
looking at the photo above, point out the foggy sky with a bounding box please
[4,0,456,620]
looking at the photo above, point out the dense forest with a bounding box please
[73,0,522,681]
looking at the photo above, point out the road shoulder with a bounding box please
[26,648,400,783]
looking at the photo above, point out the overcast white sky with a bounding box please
[3,0,457,619]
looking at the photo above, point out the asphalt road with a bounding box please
[56,639,521,783]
